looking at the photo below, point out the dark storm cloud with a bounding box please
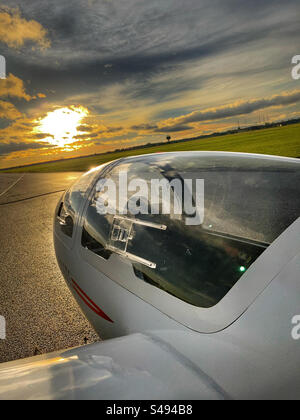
[3,24,289,101]
[2,0,299,107]
[9,0,297,64]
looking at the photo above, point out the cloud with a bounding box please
[0,0,297,137]
[131,123,191,133]
[4,0,299,97]
[76,124,92,132]
[73,132,98,140]
[0,74,32,100]
[131,123,158,131]
[0,100,22,120]
[31,132,53,140]
[155,125,192,133]
[1,0,300,168]
[0,115,49,143]
[163,90,300,128]
[0,6,50,49]
[0,141,53,156]
[73,123,126,140]
[7,0,298,64]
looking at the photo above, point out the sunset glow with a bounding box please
[35,106,89,148]
[0,1,299,169]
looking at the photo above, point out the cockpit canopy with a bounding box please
[58,153,300,309]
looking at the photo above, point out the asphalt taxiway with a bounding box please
[0,173,99,363]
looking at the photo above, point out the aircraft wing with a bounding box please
[0,332,228,400]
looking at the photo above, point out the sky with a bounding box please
[0,0,299,168]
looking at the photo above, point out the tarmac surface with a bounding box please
[0,173,100,363]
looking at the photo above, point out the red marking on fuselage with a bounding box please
[71,278,114,323]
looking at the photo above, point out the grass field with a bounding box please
[2,123,300,173]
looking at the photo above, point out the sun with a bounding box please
[36,106,89,148]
